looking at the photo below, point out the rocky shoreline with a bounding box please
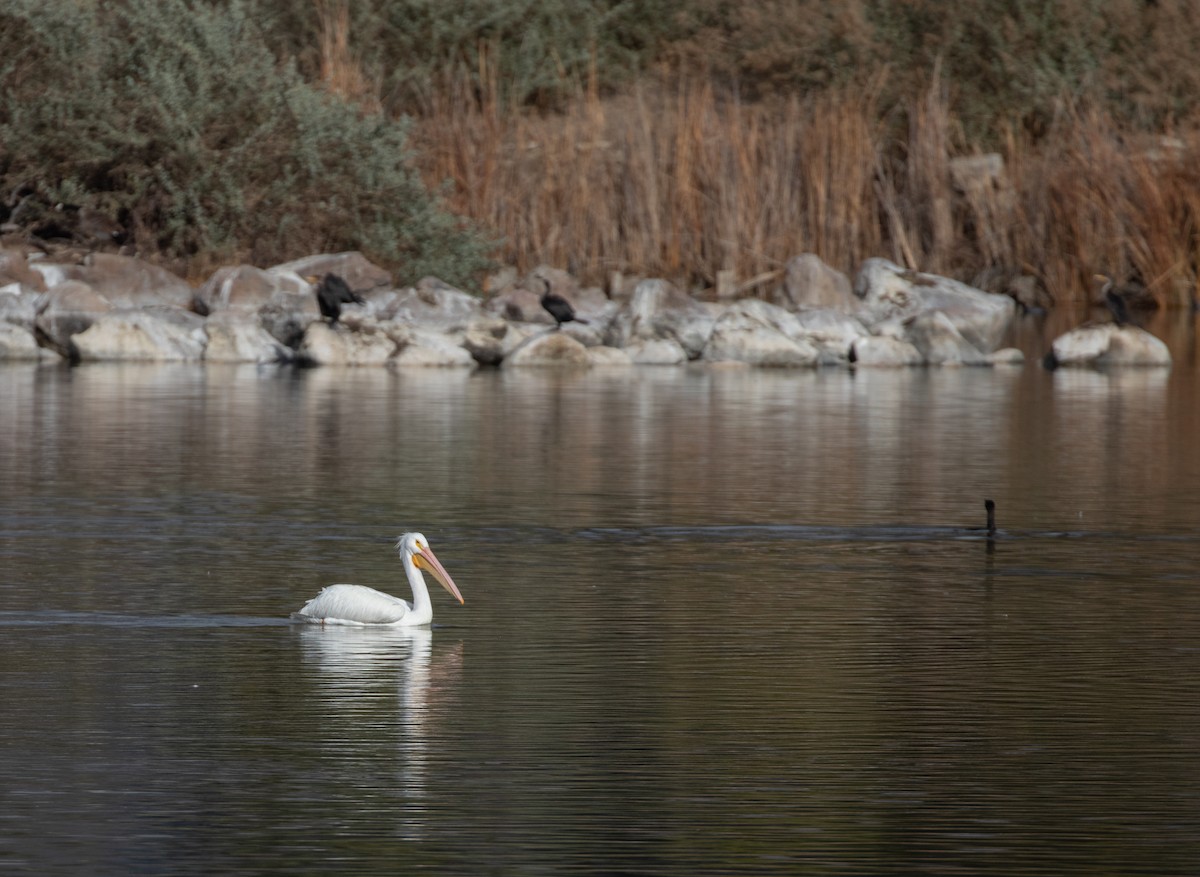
[0,249,1172,369]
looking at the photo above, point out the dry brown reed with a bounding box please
[413,68,1200,306]
[315,0,380,113]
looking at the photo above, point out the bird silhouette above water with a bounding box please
[309,273,366,325]
[539,278,588,328]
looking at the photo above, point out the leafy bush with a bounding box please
[0,0,493,286]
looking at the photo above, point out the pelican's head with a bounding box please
[397,532,464,605]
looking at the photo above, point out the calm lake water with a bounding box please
[2,332,1200,874]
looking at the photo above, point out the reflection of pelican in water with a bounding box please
[297,624,464,838]
[293,532,464,626]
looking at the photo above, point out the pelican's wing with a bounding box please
[293,584,413,625]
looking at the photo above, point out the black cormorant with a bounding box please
[539,278,587,328]
[1095,273,1156,326]
[311,273,365,324]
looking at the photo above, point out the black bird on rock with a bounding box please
[539,278,587,328]
[309,273,365,325]
[1094,273,1157,327]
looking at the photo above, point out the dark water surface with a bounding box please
[2,361,1199,875]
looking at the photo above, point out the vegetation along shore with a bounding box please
[3,1,1199,315]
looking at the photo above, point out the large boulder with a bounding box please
[195,264,307,314]
[504,330,591,367]
[0,249,47,291]
[33,280,113,358]
[606,279,715,359]
[903,310,990,365]
[1044,323,1171,368]
[297,321,397,366]
[270,252,391,293]
[625,338,688,365]
[486,285,548,323]
[850,334,924,367]
[203,312,287,363]
[73,307,207,361]
[375,278,482,327]
[702,299,819,367]
[31,253,193,310]
[587,346,634,366]
[0,281,41,331]
[390,325,476,367]
[792,308,870,364]
[854,258,1015,353]
[0,323,59,361]
[774,254,857,312]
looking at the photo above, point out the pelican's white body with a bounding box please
[295,583,432,626]
[292,532,462,627]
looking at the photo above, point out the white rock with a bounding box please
[74,308,207,361]
[625,338,688,365]
[904,310,989,365]
[854,258,1015,353]
[775,253,857,312]
[851,335,924,367]
[203,312,285,363]
[1047,322,1170,368]
[391,326,475,367]
[0,323,59,360]
[504,331,591,367]
[703,299,819,366]
[606,279,714,358]
[587,346,634,366]
[298,321,396,366]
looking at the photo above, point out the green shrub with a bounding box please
[0,0,493,286]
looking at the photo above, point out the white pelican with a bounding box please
[293,532,464,626]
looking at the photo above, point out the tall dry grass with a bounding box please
[414,69,1200,306]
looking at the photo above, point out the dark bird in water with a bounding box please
[310,273,365,325]
[966,498,997,538]
[1094,273,1156,327]
[539,278,587,328]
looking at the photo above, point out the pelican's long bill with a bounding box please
[412,541,465,605]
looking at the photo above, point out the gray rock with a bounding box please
[0,323,59,361]
[485,286,549,323]
[504,331,591,367]
[0,248,47,291]
[374,280,481,328]
[203,312,287,363]
[850,335,923,367]
[32,253,192,310]
[460,318,512,366]
[625,338,688,365]
[587,346,634,366]
[703,299,819,367]
[607,279,715,358]
[73,307,207,361]
[34,280,113,359]
[270,252,391,293]
[775,253,856,312]
[988,347,1025,366]
[792,308,870,364]
[390,325,476,367]
[854,258,1015,353]
[297,320,397,366]
[195,265,306,314]
[904,311,990,365]
[0,282,41,330]
[1046,323,1171,368]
